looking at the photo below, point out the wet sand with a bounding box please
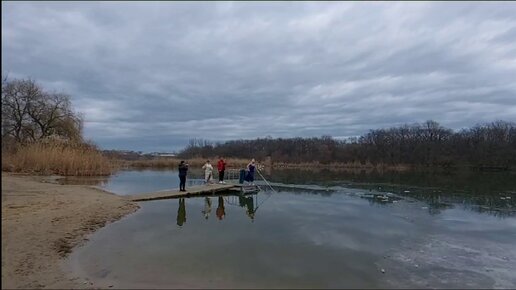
[1,173,139,289]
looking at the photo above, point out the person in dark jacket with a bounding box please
[178,160,189,191]
[245,159,256,185]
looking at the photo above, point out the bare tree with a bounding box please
[2,77,83,144]
[177,120,516,169]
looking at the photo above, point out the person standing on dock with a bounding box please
[245,159,256,185]
[178,161,189,192]
[217,156,226,184]
[202,160,213,184]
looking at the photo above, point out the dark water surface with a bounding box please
[65,169,516,289]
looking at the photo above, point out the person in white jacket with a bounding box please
[202,160,213,184]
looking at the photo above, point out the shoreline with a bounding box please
[1,173,139,289]
[118,158,513,173]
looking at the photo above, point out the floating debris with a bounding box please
[404,190,410,193]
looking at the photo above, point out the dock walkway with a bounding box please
[127,183,259,202]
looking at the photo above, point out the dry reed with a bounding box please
[2,140,113,176]
[124,158,411,171]
[125,157,255,169]
[271,161,411,171]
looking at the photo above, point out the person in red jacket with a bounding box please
[217,156,226,184]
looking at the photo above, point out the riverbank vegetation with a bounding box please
[2,139,113,176]
[121,157,252,169]
[2,77,112,176]
[178,120,516,170]
[3,77,514,175]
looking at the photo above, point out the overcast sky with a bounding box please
[2,2,516,152]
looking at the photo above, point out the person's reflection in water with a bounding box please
[177,198,186,227]
[216,196,226,220]
[202,197,212,219]
[238,195,255,221]
[246,197,255,221]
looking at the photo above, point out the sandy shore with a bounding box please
[1,173,139,289]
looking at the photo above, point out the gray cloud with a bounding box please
[2,1,516,151]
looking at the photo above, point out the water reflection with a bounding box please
[266,180,515,218]
[367,185,516,218]
[69,187,516,289]
[360,191,404,204]
[67,169,516,289]
[264,168,516,196]
[176,198,186,226]
[239,195,255,221]
[58,168,516,218]
[216,196,225,220]
[56,175,110,186]
[175,193,260,226]
[202,197,212,220]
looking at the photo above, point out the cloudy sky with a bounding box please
[2,2,516,152]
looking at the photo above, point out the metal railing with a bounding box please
[224,169,242,181]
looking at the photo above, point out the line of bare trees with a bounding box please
[2,77,83,149]
[178,120,516,169]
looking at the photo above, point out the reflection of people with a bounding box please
[178,161,189,192]
[202,197,212,219]
[245,159,256,185]
[202,160,213,184]
[217,157,226,184]
[177,198,186,226]
[246,197,255,221]
[216,196,226,220]
[238,195,255,221]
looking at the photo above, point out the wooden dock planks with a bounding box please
[126,183,258,202]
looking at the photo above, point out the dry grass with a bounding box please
[271,161,411,171]
[125,158,411,172]
[2,140,113,176]
[125,157,256,169]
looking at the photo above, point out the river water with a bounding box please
[64,169,516,288]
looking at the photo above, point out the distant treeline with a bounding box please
[178,120,516,169]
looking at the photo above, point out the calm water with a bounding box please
[65,169,516,289]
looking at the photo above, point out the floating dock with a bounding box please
[127,183,260,202]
